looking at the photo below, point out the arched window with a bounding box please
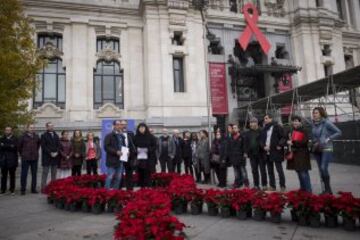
[34,33,65,108]
[34,58,66,108]
[93,61,124,109]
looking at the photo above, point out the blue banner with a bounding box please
[100,119,136,174]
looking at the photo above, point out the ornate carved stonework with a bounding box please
[96,103,122,118]
[37,42,63,59]
[264,0,285,17]
[33,103,64,118]
[167,0,189,10]
[96,48,121,62]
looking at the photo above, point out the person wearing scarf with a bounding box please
[260,114,286,192]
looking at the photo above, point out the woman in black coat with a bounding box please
[286,116,312,192]
[227,124,248,188]
[133,123,156,188]
[210,131,227,188]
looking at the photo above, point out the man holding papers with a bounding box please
[104,120,135,190]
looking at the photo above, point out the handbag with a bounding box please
[285,151,294,161]
[211,154,221,164]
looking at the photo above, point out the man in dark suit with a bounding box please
[0,126,18,195]
[40,122,60,190]
[104,120,136,190]
[260,114,286,191]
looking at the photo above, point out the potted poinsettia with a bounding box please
[204,189,221,216]
[335,192,360,231]
[89,189,107,214]
[168,175,195,214]
[190,189,204,215]
[215,190,235,218]
[264,192,286,223]
[286,190,313,225]
[320,194,339,228]
[232,188,256,220]
[307,194,324,228]
[251,191,268,221]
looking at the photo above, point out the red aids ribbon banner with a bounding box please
[209,63,229,115]
[238,3,271,55]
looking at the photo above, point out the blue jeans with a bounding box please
[296,170,312,192]
[105,163,124,189]
[313,151,333,178]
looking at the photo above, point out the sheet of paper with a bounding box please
[137,147,148,160]
[120,146,129,162]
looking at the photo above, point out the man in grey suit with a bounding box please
[157,129,176,173]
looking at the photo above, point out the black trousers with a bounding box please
[174,157,182,174]
[183,157,194,176]
[21,160,38,192]
[71,165,82,176]
[265,155,286,189]
[1,166,16,193]
[213,164,227,187]
[159,156,174,173]
[124,162,134,190]
[137,166,150,188]
[249,154,267,188]
[86,159,98,175]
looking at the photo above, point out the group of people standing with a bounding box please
[151,107,342,194]
[0,122,102,195]
[0,106,342,195]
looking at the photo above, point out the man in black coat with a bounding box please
[18,124,41,195]
[244,117,267,190]
[172,129,183,174]
[104,120,136,190]
[0,127,18,195]
[260,114,286,191]
[40,122,60,190]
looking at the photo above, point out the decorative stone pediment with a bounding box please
[33,103,64,118]
[38,42,63,59]
[96,103,122,118]
[96,48,121,62]
[264,0,285,17]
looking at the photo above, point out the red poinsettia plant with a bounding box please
[232,188,256,212]
[263,192,287,215]
[251,191,268,211]
[214,190,237,209]
[204,189,222,206]
[319,193,339,217]
[334,192,360,219]
[114,189,185,240]
[168,175,196,204]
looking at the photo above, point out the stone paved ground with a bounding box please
[0,161,359,240]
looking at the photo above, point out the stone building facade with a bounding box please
[22,0,360,132]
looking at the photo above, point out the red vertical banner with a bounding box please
[209,63,229,115]
[278,74,293,115]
